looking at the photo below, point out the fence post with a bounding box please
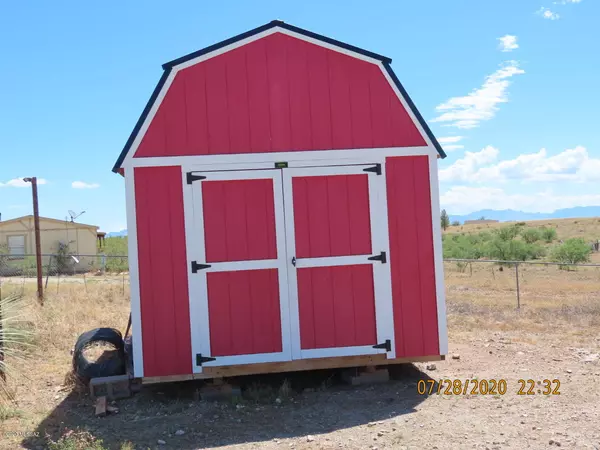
[515,263,521,309]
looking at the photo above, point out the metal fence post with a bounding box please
[515,263,521,309]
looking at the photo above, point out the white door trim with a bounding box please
[283,164,395,360]
[182,168,291,371]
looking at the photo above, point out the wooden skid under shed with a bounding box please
[141,354,443,385]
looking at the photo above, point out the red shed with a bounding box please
[113,21,448,383]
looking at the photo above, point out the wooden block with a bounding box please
[95,396,107,417]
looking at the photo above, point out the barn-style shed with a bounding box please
[113,20,448,382]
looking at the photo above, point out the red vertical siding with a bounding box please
[207,270,282,356]
[202,179,277,263]
[298,265,376,350]
[135,33,426,158]
[385,156,439,357]
[292,175,372,258]
[134,166,192,377]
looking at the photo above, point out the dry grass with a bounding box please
[445,216,600,242]
[444,259,600,335]
[0,283,129,449]
[2,257,600,448]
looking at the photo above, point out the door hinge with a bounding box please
[368,251,387,264]
[363,164,382,175]
[196,354,217,366]
[187,172,207,184]
[373,339,391,352]
[191,261,212,273]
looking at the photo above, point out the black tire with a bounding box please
[73,328,126,381]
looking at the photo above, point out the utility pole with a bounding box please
[23,177,43,305]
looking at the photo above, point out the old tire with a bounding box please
[73,328,126,381]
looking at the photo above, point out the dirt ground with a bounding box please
[2,264,600,449]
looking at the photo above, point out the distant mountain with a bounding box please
[449,206,600,224]
[106,229,128,237]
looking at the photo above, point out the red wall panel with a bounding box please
[135,33,426,158]
[207,269,282,356]
[385,156,440,357]
[134,166,192,377]
[292,174,372,258]
[202,179,277,263]
[298,265,376,350]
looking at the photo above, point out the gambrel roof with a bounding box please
[113,20,445,173]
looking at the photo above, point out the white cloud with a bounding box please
[443,145,465,151]
[439,146,500,182]
[439,145,600,184]
[438,136,465,152]
[72,181,100,189]
[0,178,48,188]
[498,35,519,52]
[554,0,581,4]
[431,61,525,129]
[441,186,600,215]
[438,136,464,144]
[537,7,560,19]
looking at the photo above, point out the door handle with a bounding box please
[291,256,296,267]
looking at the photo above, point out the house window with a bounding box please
[7,235,25,256]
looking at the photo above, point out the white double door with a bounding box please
[184,163,395,372]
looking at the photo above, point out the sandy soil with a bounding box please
[3,328,598,450]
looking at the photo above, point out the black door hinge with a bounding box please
[187,172,207,184]
[363,164,382,175]
[196,354,217,366]
[368,251,387,264]
[373,339,391,352]
[191,261,212,273]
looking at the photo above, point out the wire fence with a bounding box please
[0,254,129,297]
[2,254,600,310]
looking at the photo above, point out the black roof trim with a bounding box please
[162,20,392,70]
[382,62,446,159]
[113,21,444,173]
[112,68,172,173]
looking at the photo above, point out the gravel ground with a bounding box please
[12,329,600,450]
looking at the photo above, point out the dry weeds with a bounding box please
[1,263,600,449]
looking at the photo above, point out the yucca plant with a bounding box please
[0,293,32,411]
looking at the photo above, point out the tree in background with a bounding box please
[451,220,460,227]
[440,210,450,231]
[551,238,592,266]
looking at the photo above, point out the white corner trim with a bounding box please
[428,154,448,355]
[125,168,144,378]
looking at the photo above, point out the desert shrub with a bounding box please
[494,225,522,242]
[486,238,545,262]
[521,228,542,244]
[550,238,592,265]
[47,429,106,450]
[451,220,460,226]
[540,227,557,243]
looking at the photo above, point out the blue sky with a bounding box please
[1,0,598,231]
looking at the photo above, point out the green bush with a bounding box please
[451,220,460,226]
[540,227,557,243]
[521,228,542,244]
[550,238,592,265]
[494,225,522,242]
